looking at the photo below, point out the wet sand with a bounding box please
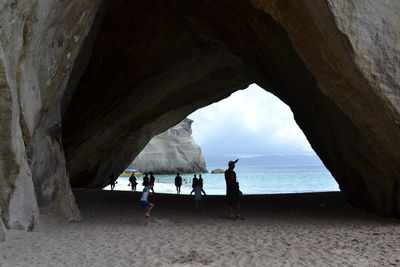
[1,190,400,266]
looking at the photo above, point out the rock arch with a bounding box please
[0,0,399,232]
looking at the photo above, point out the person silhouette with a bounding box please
[192,174,198,189]
[149,172,156,193]
[129,173,138,191]
[143,173,149,185]
[109,174,117,190]
[225,159,244,220]
[198,174,204,188]
[190,178,206,211]
[175,173,183,194]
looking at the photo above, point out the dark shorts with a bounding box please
[227,191,239,206]
[141,200,151,207]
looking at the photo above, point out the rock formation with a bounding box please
[211,169,225,174]
[130,118,207,174]
[0,0,399,234]
[0,0,107,231]
[0,209,5,242]
[0,228,4,242]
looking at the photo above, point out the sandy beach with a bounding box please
[1,190,400,266]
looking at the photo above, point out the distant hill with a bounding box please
[205,154,324,168]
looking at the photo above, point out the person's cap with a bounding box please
[228,159,239,166]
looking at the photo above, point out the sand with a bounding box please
[1,190,400,266]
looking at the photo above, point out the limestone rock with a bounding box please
[62,0,400,216]
[0,0,103,229]
[130,119,207,174]
[211,169,225,174]
[249,0,400,214]
[0,228,4,242]
[0,209,5,242]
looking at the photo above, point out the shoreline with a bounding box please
[102,189,341,196]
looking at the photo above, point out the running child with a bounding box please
[140,181,154,217]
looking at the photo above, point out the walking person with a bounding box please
[192,174,198,189]
[225,159,244,220]
[129,173,138,191]
[175,173,183,194]
[109,174,117,190]
[198,174,204,188]
[143,173,149,185]
[190,178,206,211]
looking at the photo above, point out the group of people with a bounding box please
[190,174,207,211]
[128,172,156,192]
[174,173,204,194]
[109,160,243,220]
[140,159,243,220]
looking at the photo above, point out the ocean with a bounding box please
[105,165,340,195]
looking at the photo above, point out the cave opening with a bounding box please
[102,84,339,196]
[59,0,371,213]
[1,0,399,249]
[62,0,348,197]
[57,0,400,218]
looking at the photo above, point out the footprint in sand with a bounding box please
[144,217,170,226]
[171,250,214,265]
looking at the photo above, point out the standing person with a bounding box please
[190,179,206,211]
[129,173,138,191]
[149,172,156,193]
[110,174,117,190]
[225,159,244,220]
[192,174,198,189]
[143,173,149,185]
[198,174,204,189]
[175,173,183,194]
[140,180,154,217]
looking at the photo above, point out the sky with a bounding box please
[188,84,315,158]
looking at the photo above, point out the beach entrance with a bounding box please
[106,84,340,196]
[57,0,399,220]
[2,1,400,262]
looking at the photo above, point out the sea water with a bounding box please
[105,165,340,195]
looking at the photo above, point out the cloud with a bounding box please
[188,84,314,157]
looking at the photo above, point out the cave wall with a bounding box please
[250,0,400,214]
[0,0,399,234]
[0,0,105,229]
[0,209,4,241]
[63,0,400,215]
[62,0,253,188]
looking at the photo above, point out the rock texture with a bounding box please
[249,0,400,215]
[0,0,105,230]
[62,0,400,215]
[130,118,207,174]
[0,209,5,242]
[0,0,399,235]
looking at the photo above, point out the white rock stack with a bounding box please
[130,119,207,174]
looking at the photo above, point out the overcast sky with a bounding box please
[188,84,315,157]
